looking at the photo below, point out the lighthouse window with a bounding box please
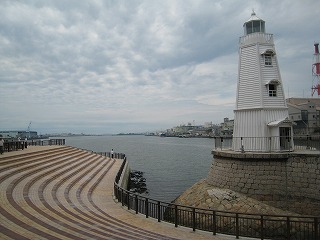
[268,84,277,96]
[264,55,272,66]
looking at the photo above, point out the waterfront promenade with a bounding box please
[0,146,231,240]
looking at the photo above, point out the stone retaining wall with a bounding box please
[206,151,320,215]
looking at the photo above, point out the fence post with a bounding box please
[269,137,272,152]
[192,208,196,232]
[315,217,318,240]
[286,216,290,240]
[145,198,149,218]
[288,136,291,151]
[174,205,178,227]
[127,193,130,210]
[157,201,161,222]
[212,210,216,235]
[135,195,138,214]
[117,187,121,202]
[260,215,264,240]
[236,213,239,239]
[121,189,124,206]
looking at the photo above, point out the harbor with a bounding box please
[1,2,320,239]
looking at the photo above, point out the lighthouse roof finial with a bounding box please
[243,10,265,34]
[245,10,264,24]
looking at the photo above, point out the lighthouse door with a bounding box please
[279,127,291,150]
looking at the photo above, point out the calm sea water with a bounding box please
[64,135,214,202]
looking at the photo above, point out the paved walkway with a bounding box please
[0,146,235,240]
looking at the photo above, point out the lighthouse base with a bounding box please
[206,150,320,215]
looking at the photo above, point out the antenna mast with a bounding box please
[311,42,320,96]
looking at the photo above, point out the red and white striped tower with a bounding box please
[311,42,320,96]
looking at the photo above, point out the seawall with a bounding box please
[117,159,130,189]
[206,150,320,215]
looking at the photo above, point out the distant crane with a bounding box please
[26,121,32,139]
[312,42,320,96]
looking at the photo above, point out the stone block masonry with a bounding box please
[206,150,320,215]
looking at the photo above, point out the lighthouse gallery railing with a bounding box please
[214,135,320,152]
[239,32,273,46]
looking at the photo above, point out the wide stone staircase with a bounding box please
[0,146,184,240]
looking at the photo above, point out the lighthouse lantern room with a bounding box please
[232,11,293,152]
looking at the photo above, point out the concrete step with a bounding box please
[0,147,180,239]
[0,146,227,240]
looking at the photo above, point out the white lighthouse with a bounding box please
[232,11,293,152]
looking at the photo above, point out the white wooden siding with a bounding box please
[258,45,286,108]
[236,43,287,110]
[233,20,289,151]
[234,29,290,152]
[234,109,289,137]
[233,108,289,151]
[237,45,262,109]
[233,109,265,138]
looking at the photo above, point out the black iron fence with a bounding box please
[70,148,126,160]
[293,135,320,151]
[214,135,320,152]
[114,156,320,239]
[3,141,26,152]
[28,139,66,146]
[114,184,319,239]
[96,151,126,159]
[3,138,65,152]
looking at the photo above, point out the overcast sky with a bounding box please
[1,0,319,134]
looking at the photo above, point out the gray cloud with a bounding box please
[1,0,319,134]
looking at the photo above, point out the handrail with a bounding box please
[3,138,66,152]
[72,148,126,160]
[214,135,320,152]
[114,157,320,239]
[30,139,66,146]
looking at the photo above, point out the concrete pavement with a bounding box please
[0,146,236,239]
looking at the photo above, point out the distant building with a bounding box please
[220,118,234,136]
[171,124,195,136]
[166,122,215,137]
[0,131,38,139]
[287,98,320,134]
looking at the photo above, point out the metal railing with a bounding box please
[293,135,320,151]
[73,148,126,160]
[114,184,319,239]
[239,33,273,46]
[3,138,66,152]
[114,162,320,239]
[214,135,320,152]
[96,151,126,159]
[29,138,66,146]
